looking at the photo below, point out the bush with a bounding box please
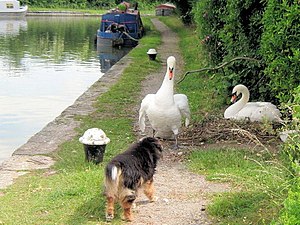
[260,0,300,103]
[280,179,300,225]
[193,0,271,102]
[277,86,300,225]
[193,0,226,64]
[193,0,300,104]
[166,0,197,24]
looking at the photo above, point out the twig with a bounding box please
[177,56,260,84]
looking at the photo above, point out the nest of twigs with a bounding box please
[178,116,282,148]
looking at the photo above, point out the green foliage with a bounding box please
[193,0,269,101]
[278,177,300,225]
[23,0,162,9]
[193,0,300,105]
[293,86,300,120]
[260,0,300,103]
[192,0,226,64]
[273,86,300,224]
[166,0,196,24]
[280,95,300,176]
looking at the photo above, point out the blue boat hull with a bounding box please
[96,8,144,48]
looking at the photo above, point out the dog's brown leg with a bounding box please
[143,179,157,202]
[121,195,136,221]
[105,196,115,221]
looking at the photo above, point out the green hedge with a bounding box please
[260,0,300,103]
[193,0,300,104]
[22,0,114,8]
[193,0,226,64]
[21,0,163,9]
[193,0,270,101]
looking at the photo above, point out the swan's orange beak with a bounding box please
[231,94,237,103]
[168,67,174,80]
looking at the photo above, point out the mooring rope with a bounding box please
[122,31,140,42]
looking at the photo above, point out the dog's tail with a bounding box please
[106,164,119,181]
[105,163,122,198]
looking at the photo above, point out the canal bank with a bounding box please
[26,11,102,17]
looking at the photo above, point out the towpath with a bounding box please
[130,18,230,225]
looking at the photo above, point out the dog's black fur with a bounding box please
[104,137,163,222]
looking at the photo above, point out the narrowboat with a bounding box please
[96,2,144,48]
[0,0,28,17]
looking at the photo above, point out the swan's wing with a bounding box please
[139,94,155,132]
[174,94,191,127]
[242,102,282,122]
[255,103,282,122]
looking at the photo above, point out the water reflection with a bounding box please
[97,45,131,73]
[0,17,130,164]
[0,19,27,37]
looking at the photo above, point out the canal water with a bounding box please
[0,17,130,164]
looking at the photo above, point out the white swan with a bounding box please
[224,84,282,122]
[138,56,190,148]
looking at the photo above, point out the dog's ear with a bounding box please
[140,137,156,144]
[140,137,163,153]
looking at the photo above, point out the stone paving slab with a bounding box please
[0,155,55,171]
[0,171,28,189]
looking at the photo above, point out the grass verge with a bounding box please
[187,148,291,224]
[0,17,160,225]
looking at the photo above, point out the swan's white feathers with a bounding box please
[224,84,282,122]
[174,94,190,127]
[138,56,191,139]
[139,94,155,133]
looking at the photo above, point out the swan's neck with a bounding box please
[224,89,250,117]
[156,72,174,103]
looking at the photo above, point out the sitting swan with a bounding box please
[224,84,282,122]
[138,56,190,148]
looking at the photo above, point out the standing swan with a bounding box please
[138,56,190,148]
[224,84,282,122]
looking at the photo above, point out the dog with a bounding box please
[104,137,163,222]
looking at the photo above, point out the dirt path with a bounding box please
[130,18,230,225]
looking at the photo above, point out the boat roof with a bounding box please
[107,8,139,16]
[101,8,141,23]
[156,3,176,9]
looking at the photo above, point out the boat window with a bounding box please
[126,24,136,33]
[6,3,14,9]
[101,22,110,32]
